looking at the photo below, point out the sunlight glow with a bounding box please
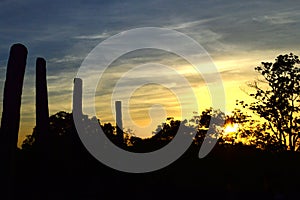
[223,123,239,135]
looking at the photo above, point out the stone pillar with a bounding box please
[34,57,52,200]
[115,101,123,143]
[36,57,50,138]
[73,78,83,116]
[0,43,27,199]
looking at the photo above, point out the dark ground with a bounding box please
[12,143,300,200]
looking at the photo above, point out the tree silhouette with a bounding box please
[246,53,300,151]
[193,108,225,146]
[22,111,117,155]
[224,107,282,151]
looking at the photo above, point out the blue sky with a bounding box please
[1,0,300,145]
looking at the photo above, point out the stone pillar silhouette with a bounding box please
[0,43,27,199]
[73,78,83,116]
[34,57,51,200]
[115,101,123,143]
[36,57,50,139]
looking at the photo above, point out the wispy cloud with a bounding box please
[49,55,83,63]
[252,11,300,25]
[73,32,111,40]
[164,18,218,30]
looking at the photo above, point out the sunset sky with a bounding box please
[0,0,300,146]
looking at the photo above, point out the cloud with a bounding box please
[252,11,300,25]
[73,32,111,40]
[49,55,83,63]
[164,18,219,30]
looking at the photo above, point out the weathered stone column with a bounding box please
[0,43,27,199]
[0,44,27,150]
[115,101,123,143]
[73,78,83,116]
[36,57,50,138]
[33,57,51,200]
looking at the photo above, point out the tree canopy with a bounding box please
[237,53,300,151]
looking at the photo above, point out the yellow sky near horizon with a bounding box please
[15,49,299,147]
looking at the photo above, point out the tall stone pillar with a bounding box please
[36,57,50,138]
[34,57,51,200]
[73,78,83,116]
[115,101,123,143]
[0,43,27,199]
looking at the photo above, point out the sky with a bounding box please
[0,0,300,146]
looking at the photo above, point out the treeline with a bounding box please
[16,110,300,200]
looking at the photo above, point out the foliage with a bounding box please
[223,107,283,151]
[242,53,300,151]
[22,111,116,152]
[193,108,225,145]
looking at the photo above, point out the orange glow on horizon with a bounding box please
[223,123,239,135]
